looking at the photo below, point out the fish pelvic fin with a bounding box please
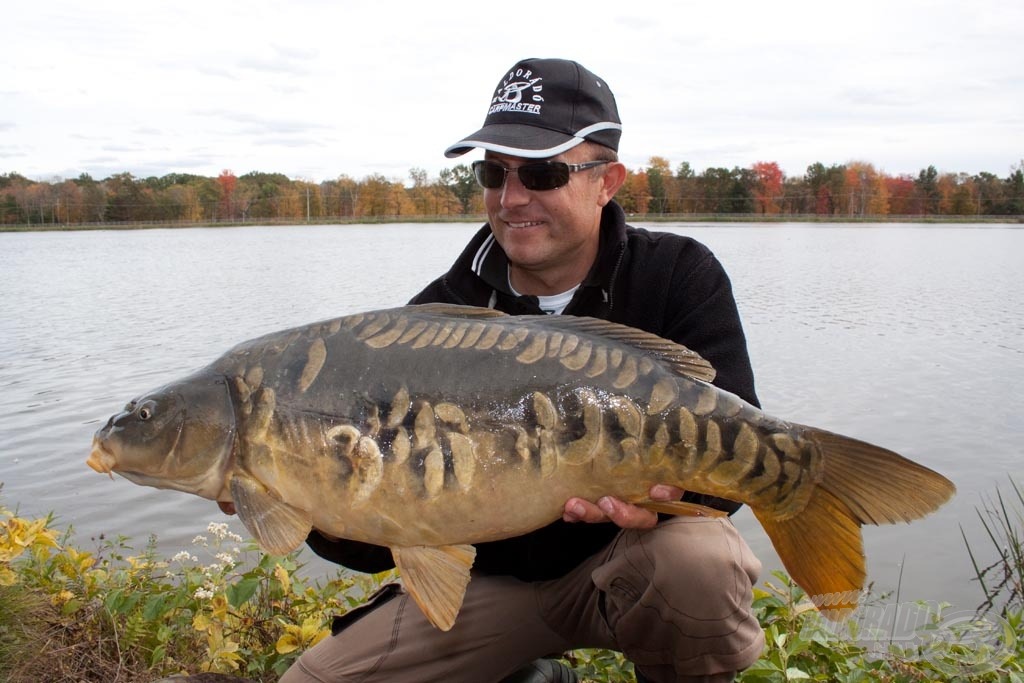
[636,499,729,518]
[755,428,956,617]
[391,544,476,631]
[229,474,312,556]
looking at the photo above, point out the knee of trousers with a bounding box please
[591,517,764,675]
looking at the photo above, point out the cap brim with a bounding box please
[444,123,584,159]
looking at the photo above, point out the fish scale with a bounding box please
[87,303,955,631]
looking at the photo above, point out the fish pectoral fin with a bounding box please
[390,544,476,632]
[229,474,312,556]
[636,499,729,518]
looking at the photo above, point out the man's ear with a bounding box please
[597,162,627,206]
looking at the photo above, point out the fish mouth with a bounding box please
[86,438,117,479]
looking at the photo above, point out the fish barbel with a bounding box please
[87,304,955,630]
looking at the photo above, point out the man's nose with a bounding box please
[499,171,531,208]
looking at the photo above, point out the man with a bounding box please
[281,58,764,683]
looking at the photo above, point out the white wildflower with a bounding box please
[194,587,215,600]
[207,522,230,539]
[231,546,241,555]
[172,551,194,563]
[227,531,243,543]
[192,535,208,546]
[215,553,235,568]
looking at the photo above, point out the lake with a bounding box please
[1,221,1021,614]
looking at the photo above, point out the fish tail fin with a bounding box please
[754,428,955,615]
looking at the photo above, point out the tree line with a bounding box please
[2,159,1022,226]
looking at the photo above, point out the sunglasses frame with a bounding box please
[471,159,611,191]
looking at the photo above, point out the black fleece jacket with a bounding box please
[306,200,760,582]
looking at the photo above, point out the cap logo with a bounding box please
[489,68,544,116]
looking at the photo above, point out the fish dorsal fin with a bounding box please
[520,314,717,383]
[230,474,312,556]
[411,303,509,319]
[391,544,476,631]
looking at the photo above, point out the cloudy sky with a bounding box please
[3,0,1021,183]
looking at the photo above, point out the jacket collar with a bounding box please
[467,199,628,298]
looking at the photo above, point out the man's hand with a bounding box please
[562,484,685,529]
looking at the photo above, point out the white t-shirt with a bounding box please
[509,274,579,315]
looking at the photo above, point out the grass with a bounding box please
[963,477,1024,617]
[2,482,1023,682]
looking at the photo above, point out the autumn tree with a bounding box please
[843,162,888,216]
[216,169,238,220]
[751,161,784,214]
[883,175,916,215]
[618,169,650,214]
[321,175,360,217]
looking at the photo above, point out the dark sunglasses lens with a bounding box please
[473,161,505,189]
[519,163,569,191]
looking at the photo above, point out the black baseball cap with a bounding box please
[445,58,622,159]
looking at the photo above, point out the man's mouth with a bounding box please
[505,220,544,229]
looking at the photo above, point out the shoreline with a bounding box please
[2,213,1022,233]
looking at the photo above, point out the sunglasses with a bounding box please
[471,159,611,191]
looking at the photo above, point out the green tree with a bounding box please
[439,164,478,214]
[103,173,154,223]
[806,162,846,215]
[675,162,697,213]
[915,165,941,214]
[645,156,671,214]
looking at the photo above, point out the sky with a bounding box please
[2,0,1022,184]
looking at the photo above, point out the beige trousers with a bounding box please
[280,516,764,683]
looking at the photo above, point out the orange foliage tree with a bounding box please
[751,161,784,214]
[217,169,238,220]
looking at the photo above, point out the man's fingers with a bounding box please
[599,497,659,529]
[563,498,606,524]
[650,484,685,501]
[563,496,659,529]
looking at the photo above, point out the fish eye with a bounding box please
[137,400,157,421]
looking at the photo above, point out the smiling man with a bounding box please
[283,58,764,683]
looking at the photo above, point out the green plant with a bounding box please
[4,484,1024,682]
[964,476,1024,617]
[0,496,392,682]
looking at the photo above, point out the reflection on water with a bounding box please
[1,222,1022,610]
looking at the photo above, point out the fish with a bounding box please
[87,303,955,631]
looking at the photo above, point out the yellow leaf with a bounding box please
[276,633,301,654]
[274,563,291,594]
[193,613,213,632]
[309,627,330,648]
[299,616,321,641]
[0,566,18,586]
[210,594,229,620]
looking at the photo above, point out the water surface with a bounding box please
[1,222,1021,611]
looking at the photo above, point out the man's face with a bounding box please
[482,145,623,295]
